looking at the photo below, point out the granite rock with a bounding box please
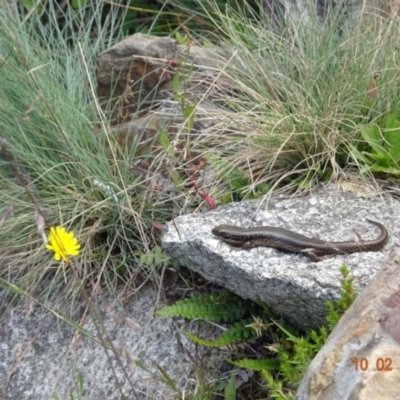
[162,185,396,329]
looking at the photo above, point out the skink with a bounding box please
[212,219,388,261]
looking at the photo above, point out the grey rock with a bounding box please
[96,32,229,123]
[95,32,244,185]
[162,185,396,329]
[96,33,180,120]
[295,246,400,400]
[0,286,223,400]
[97,33,179,84]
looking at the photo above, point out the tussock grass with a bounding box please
[0,2,157,302]
[196,1,400,195]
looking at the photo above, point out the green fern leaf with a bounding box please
[228,358,279,371]
[183,331,222,347]
[183,318,258,347]
[156,292,247,322]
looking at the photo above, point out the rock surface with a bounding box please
[96,33,229,124]
[96,34,179,120]
[295,246,400,400]
[162,185,397,329]
[95,33,255,206]
[0,286,223,400]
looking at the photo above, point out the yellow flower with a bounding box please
[46,226,80,262]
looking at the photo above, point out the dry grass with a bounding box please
[183,1,400,198]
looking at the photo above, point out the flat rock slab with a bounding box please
[0,286,223,400]
[162,186,397,329]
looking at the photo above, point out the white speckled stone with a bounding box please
[162,184,397,329]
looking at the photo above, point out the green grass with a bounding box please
[0,2,161,302]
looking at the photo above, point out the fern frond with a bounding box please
[228,358,279,371]
[156,292,248,322]
[183,318,258,347]
[183,331,223,347]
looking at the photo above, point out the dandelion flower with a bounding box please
[46,226,80,262]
